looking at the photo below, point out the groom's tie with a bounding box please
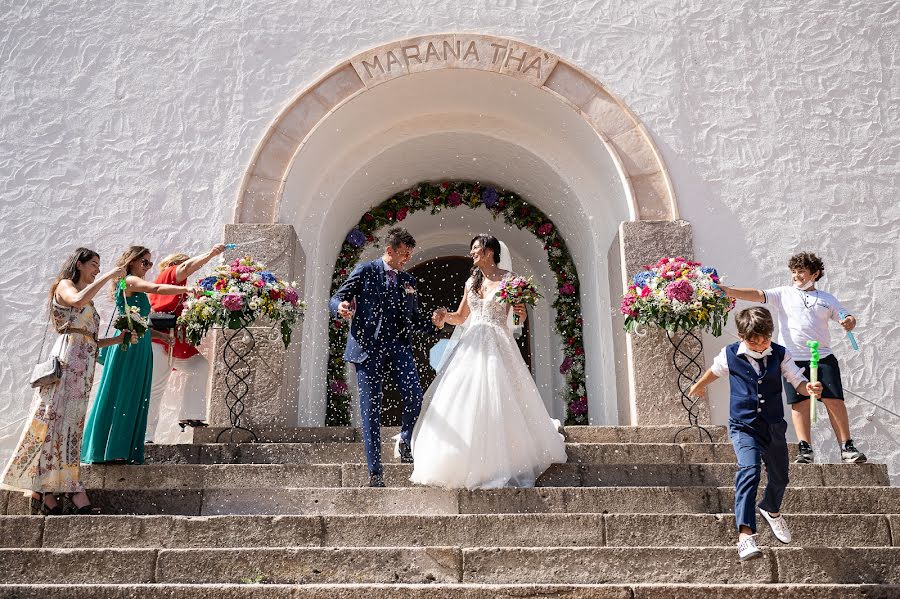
[386,270,397,288]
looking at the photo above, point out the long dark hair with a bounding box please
[110,245,151,298]
[49,247,100,304]
[470,234,502,295]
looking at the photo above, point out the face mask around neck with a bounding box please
[794,279,815,291]
[744,346,772,360]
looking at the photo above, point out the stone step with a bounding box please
[3,547,900,584]
[6,486,900,517]
[75,462,889,490]
[194,425,730,445]
[2,584,900,599]
[1,513,895,549]
[146,442,801,465]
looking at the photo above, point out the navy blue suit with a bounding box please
[329,259,436,475]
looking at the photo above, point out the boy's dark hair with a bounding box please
[384,227,416,249]
[788,251,824,281]
[735,307,775,340]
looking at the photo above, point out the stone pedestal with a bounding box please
[206,224,305,432]
[617,220,710,425]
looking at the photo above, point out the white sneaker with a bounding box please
[759,508,792,544]
[737,535,762,561]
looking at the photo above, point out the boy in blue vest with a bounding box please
[689,307,822,561]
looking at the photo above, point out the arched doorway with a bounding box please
[229,34,683,427]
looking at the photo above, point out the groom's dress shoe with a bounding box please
[368,473,385,488]
[399,442,414,464]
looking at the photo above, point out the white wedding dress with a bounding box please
[410,279,567,489]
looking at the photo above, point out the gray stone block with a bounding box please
[193,426,356,443]
[156,547,463,583]
[462,547,773,584]
[98,464,343,490]
[775,547,900,583]
[322,514,605,548]
[0,548,157,583]
[629,584,900,599]
[84,489,203,515]
[458,487,723,514]
[0,516,43,547]
[202,487,460,516]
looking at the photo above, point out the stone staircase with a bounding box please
[2,425,899,597]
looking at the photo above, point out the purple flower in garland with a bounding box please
[569,396,588,416]
[346,228,366,249]
[448,192,462,207]
[560,356,573,374]
[481,187,499,208]
[560,283,576,296]
[330,379,348,395]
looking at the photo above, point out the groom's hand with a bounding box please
[338,300,355,320]
[432,307,447,328]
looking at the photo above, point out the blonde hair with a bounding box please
[159,253,190,270]
[110,245,151,298]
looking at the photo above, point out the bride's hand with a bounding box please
[432,308,447,328]
[512,304,527,323]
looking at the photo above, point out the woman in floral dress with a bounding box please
[1,248,127,514]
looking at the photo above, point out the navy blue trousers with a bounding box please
[354,342,424,475]
[728,418,790,533]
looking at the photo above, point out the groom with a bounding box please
[329,227,441,487]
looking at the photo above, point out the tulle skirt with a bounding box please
[410,321,567,489]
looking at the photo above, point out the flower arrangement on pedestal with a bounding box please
[178,257,305,347]
[328,181,588,426]
[620,257,735,336]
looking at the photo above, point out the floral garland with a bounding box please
[327,181,587,426]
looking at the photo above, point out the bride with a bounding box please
[409,234,567,489]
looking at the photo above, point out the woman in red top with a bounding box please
[146,244,225,441]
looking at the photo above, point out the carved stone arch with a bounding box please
[233,34,678,224]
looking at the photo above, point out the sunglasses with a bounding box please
[140,258,154,268]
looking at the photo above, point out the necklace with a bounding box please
[798,287,819,310]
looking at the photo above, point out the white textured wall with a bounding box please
[1,2,898,474]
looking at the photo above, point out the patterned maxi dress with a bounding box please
[1,301,100,493]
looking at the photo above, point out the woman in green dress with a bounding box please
[81,246,192,465]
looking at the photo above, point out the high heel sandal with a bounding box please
[31,493,62,516]
[62,494,101,515]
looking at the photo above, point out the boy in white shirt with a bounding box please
[689,307,821,560]
[718,252,866,464]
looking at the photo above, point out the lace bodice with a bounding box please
[466,280,510,327]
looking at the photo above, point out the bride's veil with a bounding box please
[433,240,516,372]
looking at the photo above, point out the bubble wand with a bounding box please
[807,340,820,423]
[838,310,859,351]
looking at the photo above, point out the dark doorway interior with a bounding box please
[380,256,533,426]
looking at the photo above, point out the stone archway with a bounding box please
[218,35,702,431]
[233,34,676,224]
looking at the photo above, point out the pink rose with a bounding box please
[222,293,243,311]
[448,192,462,207]
[396,207,409,221]
[640,286,651,298]
[560,283,576,296]
[538,223,553,236]
[664,279,694,303]
[284,287,299,305]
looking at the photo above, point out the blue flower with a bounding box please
[346,228,366,249]
[481,187,499,208]
[199,276,218,291]
[260,272,277,284]
[699,266,718,278]
[632,270,655,288]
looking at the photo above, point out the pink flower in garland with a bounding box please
[664,279,694,303]
[222,293,243,311]
[330,380,348,395]
[448,192,462,206]
[538,223,553,236]
[396,207,409,221]
[560,283,576,296]
[620,294,638,317]
[560,356,573,374]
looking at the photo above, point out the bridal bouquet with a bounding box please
[178,256,305,348]
[621,257,735,336]
[497,275,541,325]
[113,305,149,351]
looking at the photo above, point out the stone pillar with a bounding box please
[617,220,710,425]
[206,224,305,432]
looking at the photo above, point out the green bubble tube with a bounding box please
[807,340,820,423]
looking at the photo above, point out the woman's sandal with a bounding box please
[31,493,62,516]
[62,494,101,515]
